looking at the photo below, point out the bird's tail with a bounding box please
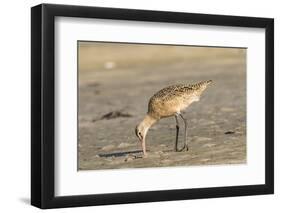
[205,80,213,85]
[190,80,213,88]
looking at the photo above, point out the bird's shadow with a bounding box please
[98,150,143,158]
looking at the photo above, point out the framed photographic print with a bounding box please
[31,3,274,209]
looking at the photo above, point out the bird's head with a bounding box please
[135,123,148,156]
[135,123,147,142]
[135,115,157,156]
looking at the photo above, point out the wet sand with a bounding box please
[78,43,246,170]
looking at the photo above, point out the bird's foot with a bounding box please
[176,144,189,152]
[142,153,148,158]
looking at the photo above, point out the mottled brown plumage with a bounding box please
[148,80,212,119]
[135,80,213,156]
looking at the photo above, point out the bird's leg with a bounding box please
[174,115,180,152]
[179,114,189,151]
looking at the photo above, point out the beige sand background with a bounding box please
[78,42,246,170]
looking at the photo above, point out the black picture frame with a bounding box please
[31,3,274,209]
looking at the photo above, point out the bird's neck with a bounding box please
[141,114,158,130]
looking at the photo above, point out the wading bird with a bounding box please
[135,80,212,156]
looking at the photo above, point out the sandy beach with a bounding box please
[78,42,246,170]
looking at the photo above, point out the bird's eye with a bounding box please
[138,132,142,136]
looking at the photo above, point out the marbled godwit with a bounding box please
[135,80,212,156]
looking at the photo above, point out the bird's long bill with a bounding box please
[141,139,147,156]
